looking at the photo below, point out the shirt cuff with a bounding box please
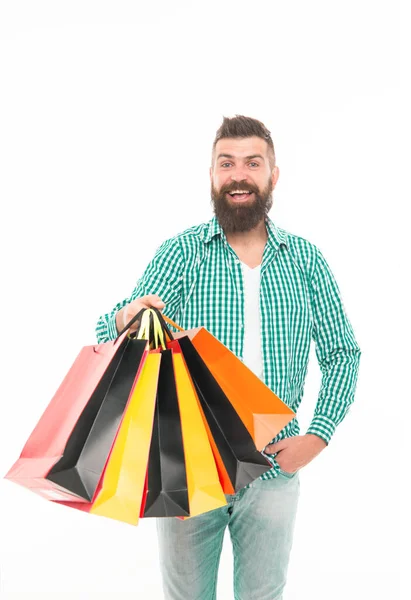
[306,414,336,445]
[260,451,281,473]
[107,312,120,341]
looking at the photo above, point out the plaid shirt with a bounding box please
[96,215,361,481]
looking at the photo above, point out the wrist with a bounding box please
[122,305,129,329]
[304,433,328,450]
[115,308,126,334]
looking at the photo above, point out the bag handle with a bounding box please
[114,307,146,344]
[156,311,184,332]
[136,308,167,350]
[114,305,184,346]
[150,307,185,341]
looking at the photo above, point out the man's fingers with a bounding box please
[143,294,165,308]
[268,440,287,453]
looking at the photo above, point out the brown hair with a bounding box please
[211,114,276,169]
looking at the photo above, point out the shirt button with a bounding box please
[240,323,244,328]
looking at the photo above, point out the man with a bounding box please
[96,115,361,600]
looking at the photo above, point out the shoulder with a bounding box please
[150,221,208,271]
[158,220,211,253]
[173,221,208,245]
[277,226,321,278]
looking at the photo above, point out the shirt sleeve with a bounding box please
[306,247,361,444]
[95,236,184,343]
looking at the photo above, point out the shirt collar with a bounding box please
[202,216,225,243]
[202,215,288,250]
[265,216,288,250]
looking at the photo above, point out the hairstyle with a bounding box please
[211,114,276,169]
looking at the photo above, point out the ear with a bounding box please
[271,166,279,188]
[209,166,213,182]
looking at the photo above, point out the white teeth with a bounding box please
[230,190,251,194]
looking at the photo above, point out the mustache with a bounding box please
[220,183,259,195]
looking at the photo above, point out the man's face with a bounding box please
[210,136,279,234]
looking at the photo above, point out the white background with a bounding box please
[0,1,409,599]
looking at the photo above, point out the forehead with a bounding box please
[214,136,268,160]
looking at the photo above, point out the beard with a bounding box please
[210,177,273,234]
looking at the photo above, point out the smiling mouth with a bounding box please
[227,191,254,201]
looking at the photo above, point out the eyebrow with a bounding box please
[216,153,265,162]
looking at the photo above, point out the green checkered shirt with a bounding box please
[96,215,361,482]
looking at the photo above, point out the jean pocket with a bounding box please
[278,468,298,479]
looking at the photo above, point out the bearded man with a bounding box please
[96,114,361,600]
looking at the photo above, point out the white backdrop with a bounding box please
[0,1,409,599]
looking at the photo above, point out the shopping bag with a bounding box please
[46,335,148,501]
[171,337,271,492]
[141,348,190,517]
[177,328,295,451]
[155,309,296,449]
[172,347,227,517]
[86,352,162,524]
[90,351,161,524]
[54,351,161,525]
[4,329,135,502]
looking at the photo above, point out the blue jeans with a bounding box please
[156,470,301,600]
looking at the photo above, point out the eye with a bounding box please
[249,162,259,167]
[221,162,232,168]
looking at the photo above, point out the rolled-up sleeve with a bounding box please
[306,247,361,444]
[95,237,184,343]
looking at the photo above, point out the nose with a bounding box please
[230,167,249,183]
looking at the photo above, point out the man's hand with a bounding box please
[116,294,165,334]
[264,434,328,474]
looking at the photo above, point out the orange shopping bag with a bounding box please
[175,327,295,450]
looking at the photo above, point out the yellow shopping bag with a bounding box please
[90,352,161,525]
[173,350,227,518]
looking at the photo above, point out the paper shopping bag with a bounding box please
[156,310,295,450]
[4,331,134,502]
[46,336,148,501]
[54,351,161,525]
[142,348,190,517]
[176,327,295,450]
[172,347,227,517]
[169,336,271,493]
